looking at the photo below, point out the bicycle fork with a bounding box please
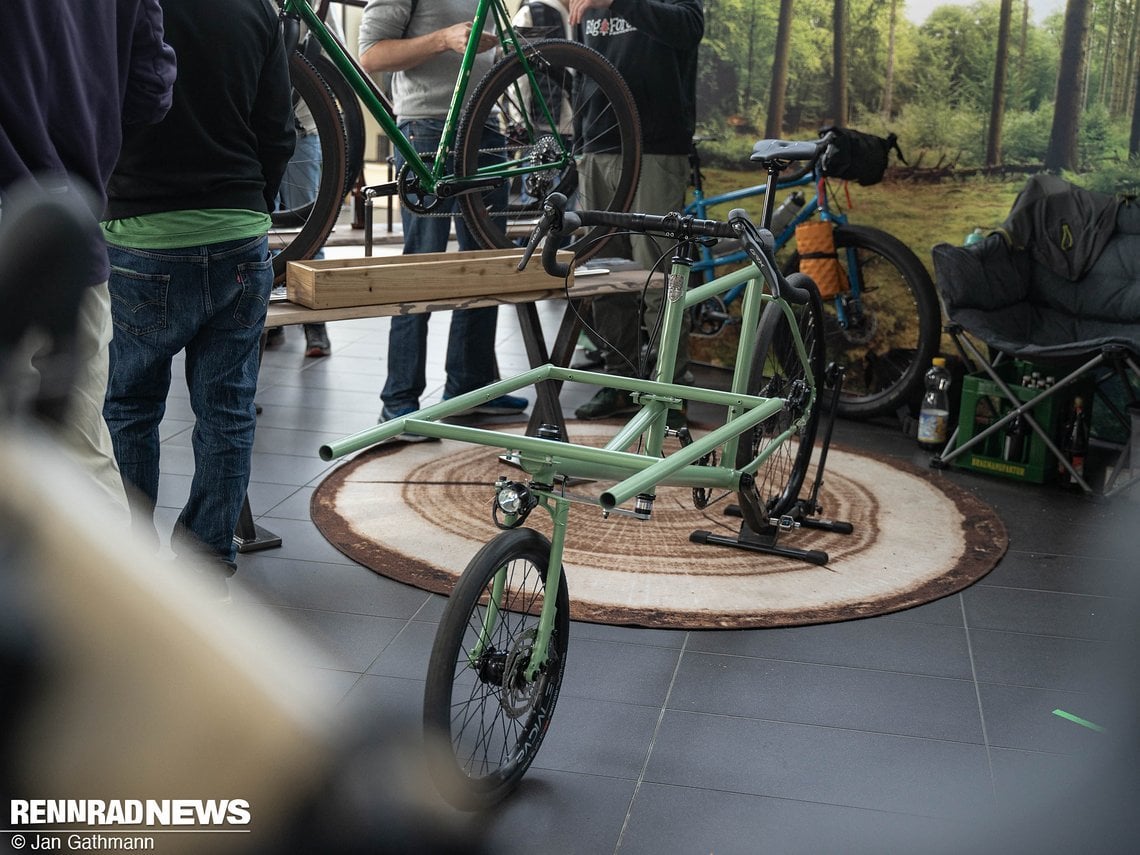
[468,497,569,684]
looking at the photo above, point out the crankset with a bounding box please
[396,160,442,214]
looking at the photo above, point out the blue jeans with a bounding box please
[381,118,506,411]
[103,235,273,568]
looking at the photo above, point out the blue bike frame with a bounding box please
[684,165,866,334]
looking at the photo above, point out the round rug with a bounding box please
[310,425,1007,629]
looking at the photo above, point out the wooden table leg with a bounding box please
[516,297,593,439]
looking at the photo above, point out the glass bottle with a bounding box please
[918,357,952,448]
[1003,412,1028,463]
[1058,397,1089,484]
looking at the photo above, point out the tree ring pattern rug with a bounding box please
[311,426,1007,629]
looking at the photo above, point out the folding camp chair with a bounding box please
[930,178,1140,495]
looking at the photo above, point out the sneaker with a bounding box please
[570,348,605,370]
[574,387,638,420]
[379,406,440,444]
[443,393,529,416]
[264,326,285,349]
[303,323,331,357]
[188,561,232,606]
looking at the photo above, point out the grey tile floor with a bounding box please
[157,301,1139,854]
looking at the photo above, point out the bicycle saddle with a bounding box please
[750,138,821,165]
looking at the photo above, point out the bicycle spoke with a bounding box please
[456,41,640,261]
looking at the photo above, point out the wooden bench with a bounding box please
[237,267,649,552]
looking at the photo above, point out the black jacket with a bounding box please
[0,0,176,284]
[106,0,295,219]
[577,0,703,156]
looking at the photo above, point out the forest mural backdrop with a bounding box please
[696,0,1138,178]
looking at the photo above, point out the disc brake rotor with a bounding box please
[500,627,547,719]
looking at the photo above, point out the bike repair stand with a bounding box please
[690,363,854,566]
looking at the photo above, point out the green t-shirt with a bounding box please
[102,209,270,249]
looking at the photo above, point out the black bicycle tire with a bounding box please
[778,159,814,184]
[269,52,347,284]
[786,224,940,420]
[307,52,366,194]
[455,40,641,262]
[423,527,569,811]
[735,273,825,533]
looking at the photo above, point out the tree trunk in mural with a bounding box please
[1017,0,1029,94]
[1097,0,1117,107]
[766,0,795,136]
[880,0,898,119]
[986,0,1012,167]
[831,0,848,126]
[1127,1,1140,121]
[1132,54,1140,156]
[1046,0,1091,171]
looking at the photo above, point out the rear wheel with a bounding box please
[307,52,365,195]
[735,273,825,534]
[456,40,641,262]
[785,224,939,419]
[424,528,569,810]
[269,52,347,284]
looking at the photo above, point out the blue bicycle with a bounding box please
[685,135,939,420]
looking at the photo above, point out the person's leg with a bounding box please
[50,281,132,524]
[630,154,692,381]
[445,194,502,399]
[576,153,640,378]
[380,120,452,416]
[279,132,332,357]
[175,235,272,569]
[104,246,191,547]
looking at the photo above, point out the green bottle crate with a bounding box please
[952,359,1093,483]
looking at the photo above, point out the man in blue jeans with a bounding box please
[359,0,526,439]
[101,0,295,595]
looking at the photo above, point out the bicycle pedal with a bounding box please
[769,515,798,531]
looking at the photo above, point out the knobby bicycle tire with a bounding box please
[785,224,939,420]
[735,273,825,534]
[423,528,569,811]
[269,52,347,284]
[307,52,366,195]
[456,40,641,263]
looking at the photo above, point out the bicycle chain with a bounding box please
[394,138,561,217]
[676,426,720,510]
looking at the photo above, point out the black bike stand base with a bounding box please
[690,361,854,567]
[233,496,282,553]
[691,524,830,565]
[691,505,852,566]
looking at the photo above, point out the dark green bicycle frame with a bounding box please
[280,0,570,197]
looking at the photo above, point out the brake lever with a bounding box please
[517,192,568,271]
[727,208,774,269]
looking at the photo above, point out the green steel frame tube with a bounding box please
[319,255,815,513]
[523,498,569,681]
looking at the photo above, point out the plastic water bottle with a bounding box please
[770,191,806,234]
[917,357,952,448]
[964,227,985,246]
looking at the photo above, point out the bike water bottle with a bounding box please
[917,357,952,449]
[769,191,805,234]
